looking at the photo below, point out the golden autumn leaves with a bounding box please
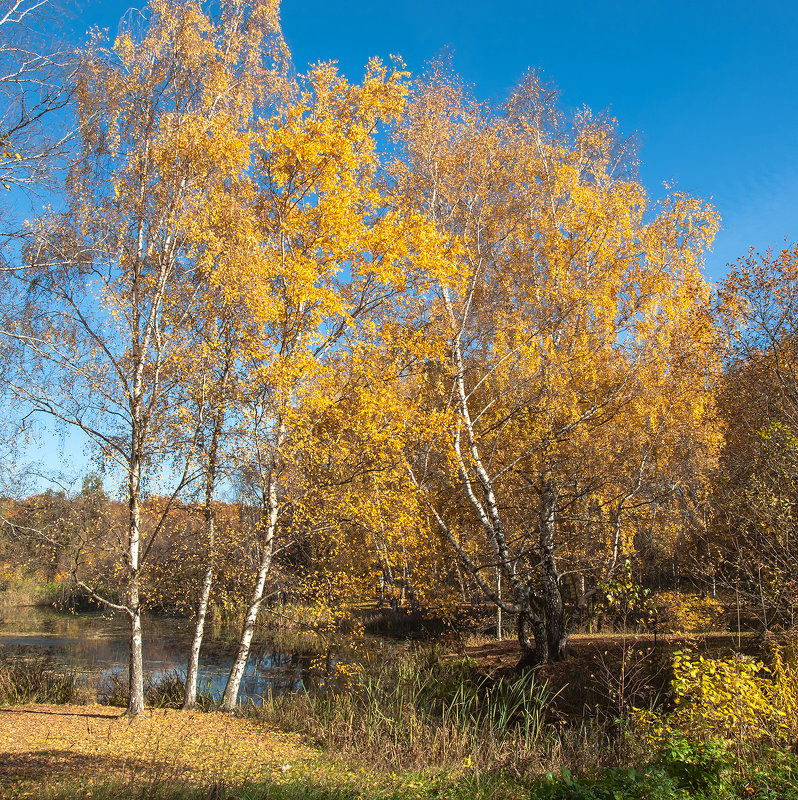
[7,0,731,696]
[162,11,721,663]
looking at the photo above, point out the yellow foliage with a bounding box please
[767,632,798,743]
[637,641,798,745]
[652,592,726,634]
[376,68,724,646]
[670,652,775,739]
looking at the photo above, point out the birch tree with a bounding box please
[213,58,423,710]
[3,0,287,715]
[180,306,239,710]
[392,71,721,665]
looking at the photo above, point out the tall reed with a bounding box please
[253,648,558,774]
[0,653,84,704]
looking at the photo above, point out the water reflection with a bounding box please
[0,605,307,702]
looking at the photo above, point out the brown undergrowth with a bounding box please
[462,632,762,720]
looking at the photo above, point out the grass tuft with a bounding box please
[97,668,219,709]
[0,651,84,704]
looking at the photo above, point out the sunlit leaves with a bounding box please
[374,69,723,658]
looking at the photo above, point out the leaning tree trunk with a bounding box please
[183,503,215,710]
[220,455,281,712]
[435,282,571,672]
[219,519,275,711]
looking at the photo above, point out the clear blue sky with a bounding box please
[16,0,796,490]
[78,0,798,282]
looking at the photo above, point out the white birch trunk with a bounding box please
[127,456,145,715]
[183,386,227,710]
[220,503,277,711]
[220,421,284,712]
[183,509,214,710]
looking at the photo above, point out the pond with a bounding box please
[0,605,308,703]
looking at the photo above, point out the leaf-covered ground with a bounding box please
[0,702,505,800]
[0,703,315,798]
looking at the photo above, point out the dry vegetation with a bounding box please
[0,703,315,799]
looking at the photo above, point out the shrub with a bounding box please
[652,592,726,634]
[596,559,658,633]
[658,733,732,794]
[635,637,798,748]
[535,765,690,800]
[669,650,775,738]
[766,630,798,744]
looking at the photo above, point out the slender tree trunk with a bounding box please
[127,458,145,716]
[221,435,282,712]
[758,564,768,632]
[183,506,214,710]
[128,603,145,714]
[220,513,275,711]
[496,566,502,640]
[184,393,226,711]
[126,207,148,717]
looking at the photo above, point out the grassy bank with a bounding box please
[2,633,798,799]
[2,701,796,800]
[0,568,68,608]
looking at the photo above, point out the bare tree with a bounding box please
[0,0,75,497]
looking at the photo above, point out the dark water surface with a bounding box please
[0,605,305,702]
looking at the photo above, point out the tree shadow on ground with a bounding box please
[6,763,400,800]
[0,706,118,720]
[0,748,154,793]
[0,748,409,800]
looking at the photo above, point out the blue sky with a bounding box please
[16,0,798,489]
[77,0,797,282]
[280,0,798,282]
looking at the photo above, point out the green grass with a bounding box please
[12,747,798,800]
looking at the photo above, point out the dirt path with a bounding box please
[0,703,314,797]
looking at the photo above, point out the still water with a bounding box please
[0,605,306,702]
